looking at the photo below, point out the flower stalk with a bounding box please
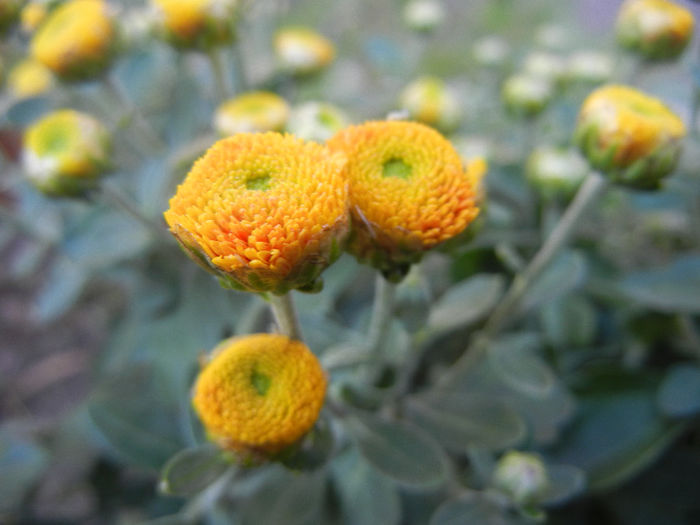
[367,274,397,354]
[268,293,304,341]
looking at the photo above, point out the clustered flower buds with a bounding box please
[193,334,327,456]
[616,0,694,61]
[399,76,462,132]
[22,109,111,197]
[575,84,685,189]
[214,91,290,136]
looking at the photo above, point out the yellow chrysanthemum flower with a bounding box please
[575,85,685,189]
[327,121,484,280]
[616,0,694,60]
[21,2,47,33]
[152,0,238,49]
[164,133,349,293]
[193,334,327,454]
[8,59,55,99]
[214,92,290,136]
[274,27,335,76]
[22,109,111,197]
[31,0,116,81]
[399,76,461,132]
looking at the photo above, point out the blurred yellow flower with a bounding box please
[193,334,327,454]
[399,76,461,132]
[274,27,335,75]
[152,0,238,49]
[8,59,54,98]
[20,2,47,33]
[327,121,484,280]
[575,84,685,189]
[616,0,694,60]
[22,109,111,196]
[214,91,289,136]
[31,0,115,80]
[164,133,349,293]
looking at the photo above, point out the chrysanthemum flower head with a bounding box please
[501,74,554,118]
[8,59,55,99]
[327,121,484,281]
[286,101,350,143]
[23,109,111,197]
[616,0,694,61]
[574,84,685,189]
[274,27,335,76]
[214,92,289,136]
[193,334,327,455]
[399,76,461,132]
[164,133,349,294]
[31,0,116,81]
[152,0,238,49]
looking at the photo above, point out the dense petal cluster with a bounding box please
[31,0,115,80]
[575,85,685,189]
[23,109,111,197]
[616,0,694,60]
[152,0,238,49]
[274,27,335,76]
[327,121,484,280]
[164,133,349,293]
[214,92,290,136]
[193,334,327,454]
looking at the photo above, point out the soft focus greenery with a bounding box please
[1,1,700,524]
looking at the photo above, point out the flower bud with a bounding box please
[492,451,550,505]
[274,27,335,76]
[8,59,55,99]
[501,74,554,118]
[31,0,117,81]
[327,121,483,281]
[20,2,48,34]
[566,51,614,85]
[213,91,290,136]
[286,101,350,143]
[616,0,694,61]
[534,23,569,50]
[522,51,567,86]
[403,0,445,33]
[22,110,111,197]
[193,334,327,456]
[574,84,685,189]
[152,0,238,50]
[399,76,461,132]
[472,35,510,68]
[526,146,589,200]
[164,133,349,294]
[120,6,158,50]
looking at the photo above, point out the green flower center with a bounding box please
[251,369,271,395]
[37,124,73,155]
[382,158,412,179]
[246,173,271,191]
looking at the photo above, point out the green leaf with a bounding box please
[33,256,89,323]
[540,295,597,347]
[539,464,586,506]
[519,251,587,314]
[428,274,505,332]
[405,393,525,451]
[332,449,401,525]
[0,431,49,513]
[159,445,232,497]
[620,255,700,313]
[430,492,524,525]
[278,414,335,472]
[657,364,700,418]
[345,412,448,488]
[488,333,555,398]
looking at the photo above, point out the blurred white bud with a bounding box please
[492,451,550,505]
[472,35,510,68]
[403,0,445,33]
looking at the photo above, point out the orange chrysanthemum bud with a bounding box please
[30,0,116,81]
[193,334,327,455]
[164,133,349,293]
[327,121,484,281]
[574,85,685,190]
[616,0,694,61]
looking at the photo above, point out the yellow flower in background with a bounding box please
[8,59,55,98]
[616,0,694,60]
[575,85,685,189]
[21,2,48,33]
[327,121,484,281]
[193,334,327,454]
[31,0,116,81]
[152,0,238,49]
[22,109,111,197]
[399,76,461,132]
[274,27,335,76]
[214,92,290,136]
[164,133,349,294]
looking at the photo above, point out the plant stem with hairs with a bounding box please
[268,292,303,341]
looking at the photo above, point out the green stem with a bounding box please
[440,171,607,386]
[231,40,248,92]
[97,184,171,243]
[208,48,230,101]
[367,274,396,353]
[268,292,303,341]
